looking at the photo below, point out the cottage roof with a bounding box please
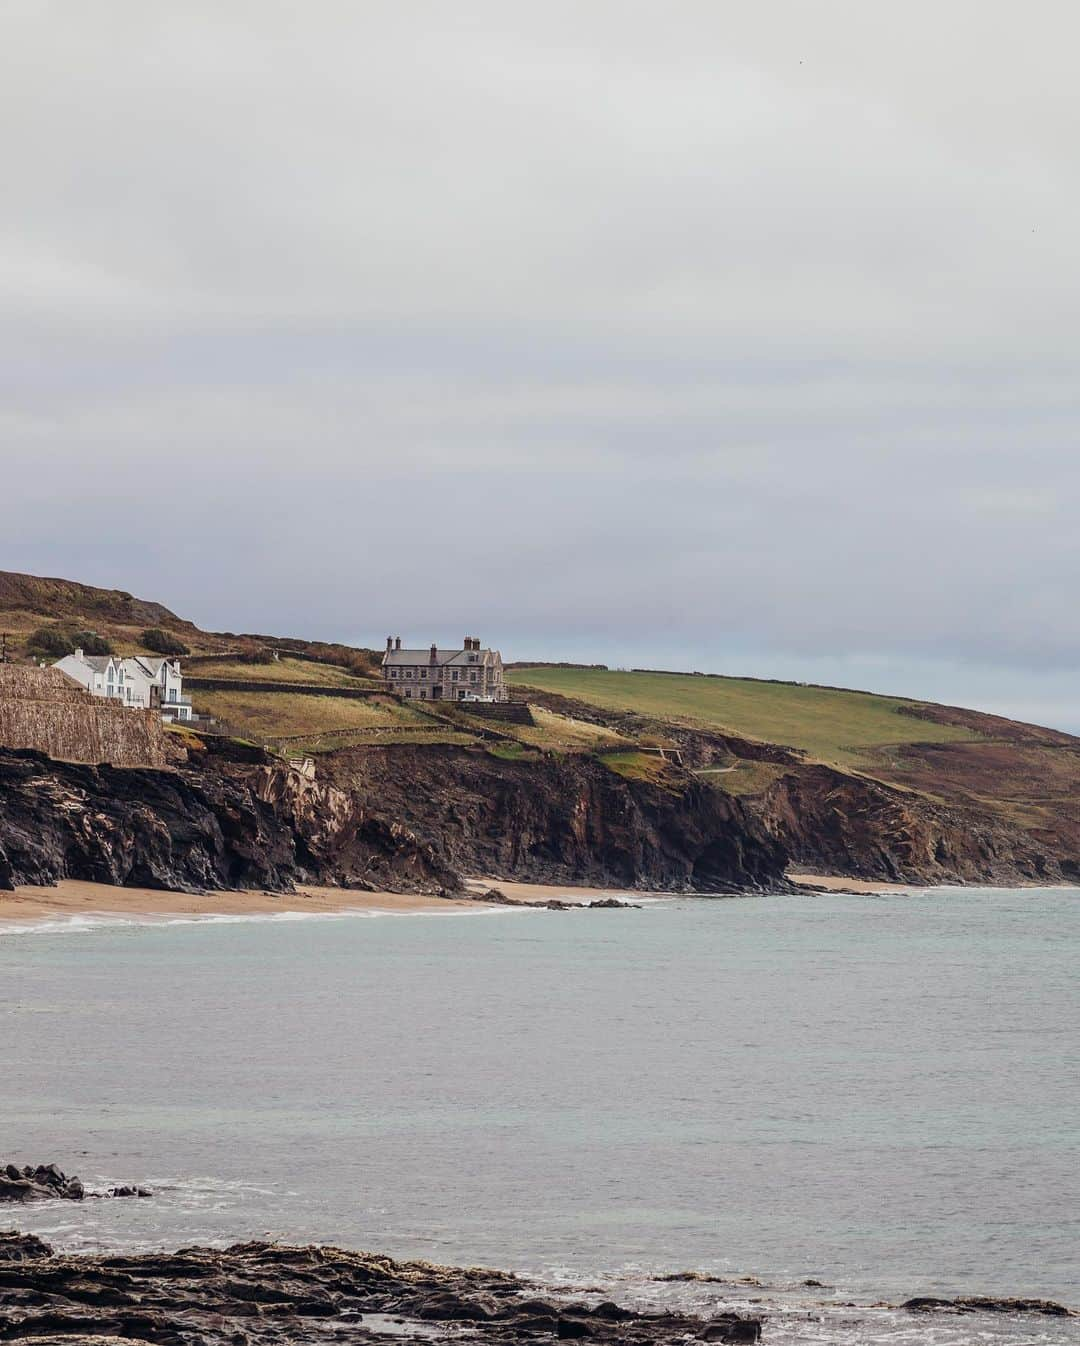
[382,646,499,668]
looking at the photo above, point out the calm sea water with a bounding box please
[2,888,1078,1344]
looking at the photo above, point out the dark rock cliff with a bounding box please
[751,763,1069,886]
[0,746,453,895]
[318,744,789,893]
[0,739,790,895]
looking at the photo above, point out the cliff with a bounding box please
[319,743,789,893]
[0,746,453,895]
[0,737,790,896]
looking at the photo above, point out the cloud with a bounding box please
[1,1,1078,728]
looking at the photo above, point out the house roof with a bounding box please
[382,647,499,668]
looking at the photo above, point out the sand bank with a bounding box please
[788,871,917,893]
[0,879,490,925]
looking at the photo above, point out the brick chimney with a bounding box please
[395,636,401,650]
[430,643,438,664]
[386,636,393,652]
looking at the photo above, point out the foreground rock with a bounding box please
[0,1235,763,1344]
[0,1164,150,1203]
[902,1294,1074,1317]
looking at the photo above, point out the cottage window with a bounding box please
[419,668,427,679]
[470,672,478,683]
[452,670,459,681]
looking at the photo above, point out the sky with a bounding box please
[3,2,1079,730]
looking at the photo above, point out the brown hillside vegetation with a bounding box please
[510,672,1080,887]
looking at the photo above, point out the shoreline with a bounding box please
[0,879,496,927]
[4,872,1075,929]
[0,876,648,929]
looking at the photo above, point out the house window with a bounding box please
[452,671,459,681]
[419,669,427,679]
[419,688,426,699]
[470,672,478,683]
[405,689,413,698]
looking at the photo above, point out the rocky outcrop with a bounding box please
[0,1237,763,1344]
[0,747,454,895]
[752,763,1069,886]
[320,744,790,893]
[0,734,785,897]
[0,1164,151,1203]
[903,1295,1074,1317]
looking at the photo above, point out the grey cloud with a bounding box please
[2,1,1078,730]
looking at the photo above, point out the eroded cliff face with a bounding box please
[747,764,1069,886]
[0,738,789,896]
[518,687,1079,887]
[0,747,453,894]
[318,744,789,893]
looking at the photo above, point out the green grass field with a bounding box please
[509,668,982,767]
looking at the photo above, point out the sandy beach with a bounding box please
[0,879,493,925]
[464,876,656,903]
[788,871,917,893]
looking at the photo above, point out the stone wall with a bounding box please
[0,666,169,768]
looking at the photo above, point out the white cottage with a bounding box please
[54,650,193,722]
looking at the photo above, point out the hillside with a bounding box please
[508,667,1080,885]
[0,570,380,671]
[0,570,234,659]
[2,568,1077,890]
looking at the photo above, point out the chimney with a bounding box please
[395,636,401,650]
[74,647,84,660]
[430,643,438,664]
[386,636,393,652]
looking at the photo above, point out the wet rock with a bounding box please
[0,1231,53,1261]
[0,1238,765,1346]
[903,1295,1074,1317]
[699,1317,763,1342]
[0,1164,148,1204]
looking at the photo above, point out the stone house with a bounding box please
[381,636,508,702]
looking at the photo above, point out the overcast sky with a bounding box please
[3,2,1079,729]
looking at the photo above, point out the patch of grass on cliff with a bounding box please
[496,706,630,753]
[703,760,790,796]
[511,668,981,768]
[598,750,674,785]
[487,741,539,761]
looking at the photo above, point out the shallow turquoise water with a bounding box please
[2,888,1078,1341]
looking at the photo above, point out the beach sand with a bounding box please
[0,879,492,925]
[788,871,917,893]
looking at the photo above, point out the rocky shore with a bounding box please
[0,1233,763,1344]
[0,1164,151,1204]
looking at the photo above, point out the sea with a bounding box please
[2,886,1078,1344]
